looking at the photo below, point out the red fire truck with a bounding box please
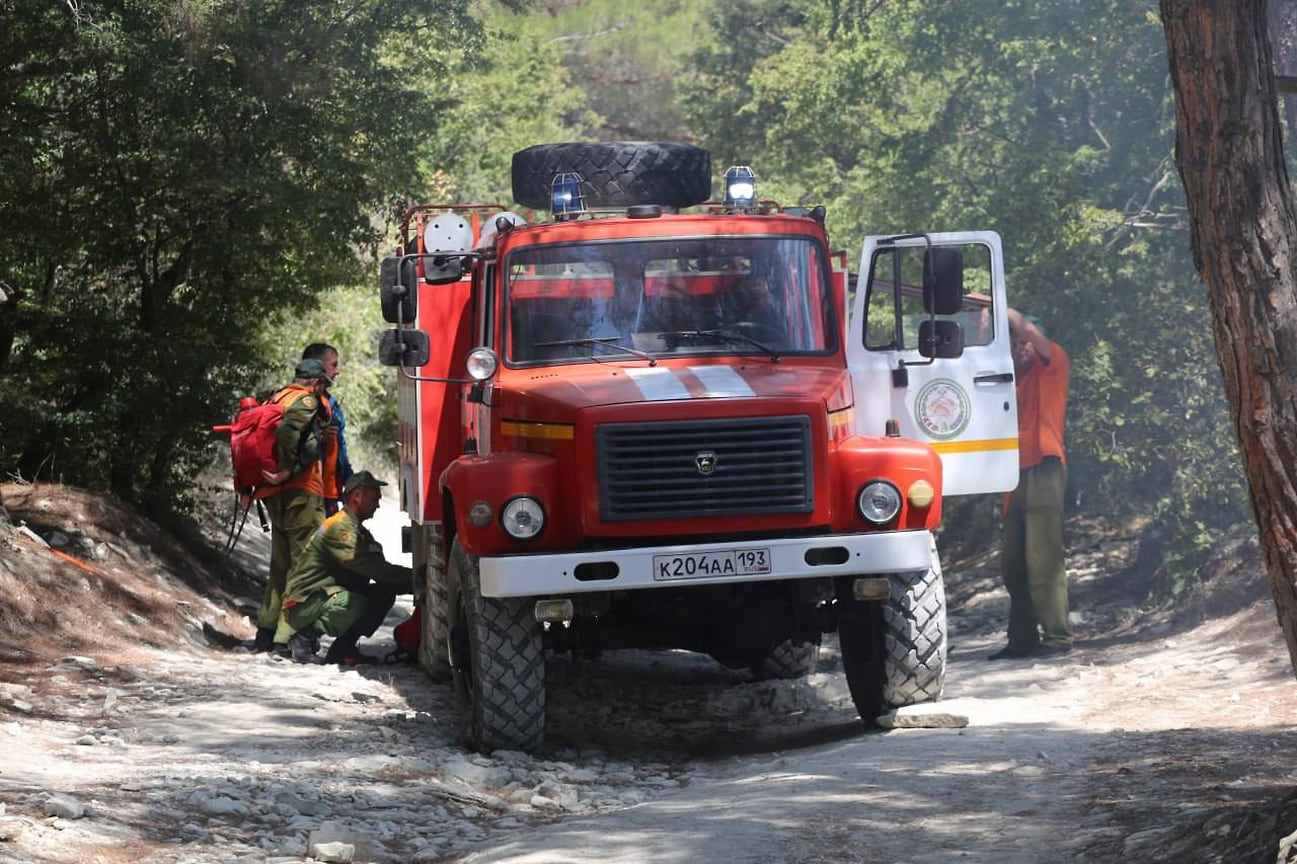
[378,142,1017,752]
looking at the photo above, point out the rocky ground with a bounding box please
[0,481,1295,863]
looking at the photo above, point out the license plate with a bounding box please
[652,547,772,581]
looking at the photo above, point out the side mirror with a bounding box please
[918,320,964,359]
[423,255,464,285]
[923,248,963,315]
[380,256,417,324]
[379,329,431,367]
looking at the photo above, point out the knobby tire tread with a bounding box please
[511,142,712,210]
[880,563,947,706]
[453,540,545,752]
[753,639,821,680]
[418,524,452,681]
[838,546,947,722]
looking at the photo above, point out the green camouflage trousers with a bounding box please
[274,588,367,644]
[1001,457,1071,647]
[257,489,324,630]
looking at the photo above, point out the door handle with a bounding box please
[974,372,1014,384]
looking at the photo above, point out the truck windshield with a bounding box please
[505,235,835,364]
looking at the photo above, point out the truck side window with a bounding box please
[863,242,996,352]
[863,247,916,350]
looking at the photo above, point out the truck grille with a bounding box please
[597,416,813,521]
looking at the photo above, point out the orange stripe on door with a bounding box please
[929,438,1018,454]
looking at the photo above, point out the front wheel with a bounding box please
[838,545,946,723]
[448,538,545,752]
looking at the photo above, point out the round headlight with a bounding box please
[466,347,498,382]
[857,481,902,525]
[501,496,545,540]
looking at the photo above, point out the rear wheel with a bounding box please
[416,523,452,681]
[511,141,712,210]
[838,545,946,722]
[448,538,545,752]
[752,639,820,680]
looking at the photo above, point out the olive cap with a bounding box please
[343,470,387,496]
[294,358,333,384]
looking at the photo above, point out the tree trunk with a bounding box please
[1162,0,1297,676]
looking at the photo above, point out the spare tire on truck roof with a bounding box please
[511,141,712,210]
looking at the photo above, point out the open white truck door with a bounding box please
[846,231,1018,496]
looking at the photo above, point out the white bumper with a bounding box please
[479,530,934,598]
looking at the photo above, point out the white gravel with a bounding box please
[3,493,1295,863]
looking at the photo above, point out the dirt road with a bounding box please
[1,484,1295,863]
[461,608,1297,864]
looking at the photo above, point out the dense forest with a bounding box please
[0,0,1253,593]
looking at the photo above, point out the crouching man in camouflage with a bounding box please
[273,470,412,665]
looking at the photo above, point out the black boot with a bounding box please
[323,628,375,666]
[251,628,275,653]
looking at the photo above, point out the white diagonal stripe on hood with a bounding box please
[688,365,756,398]
[625,367,691,401]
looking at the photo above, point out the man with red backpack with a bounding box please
[251,358,335,652]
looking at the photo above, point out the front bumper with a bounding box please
[479,529,934,598]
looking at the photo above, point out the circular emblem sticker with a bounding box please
[914,379,972,440]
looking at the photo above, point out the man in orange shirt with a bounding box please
[301,343,352,515]
[989,308,1072,660]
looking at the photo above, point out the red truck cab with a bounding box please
[379,143,1011,752]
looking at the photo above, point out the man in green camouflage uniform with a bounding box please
[273,470,412,665]
[251,358,334,652]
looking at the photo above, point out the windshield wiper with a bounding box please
[657,329,780,362]
[534,337,658,366]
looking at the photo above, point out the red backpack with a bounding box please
[213,395,287,493]
[211,388,319,554]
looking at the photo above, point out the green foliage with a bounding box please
[0,0,1257,594]
[501,0,707,142]
[258,285,398,474]
[677,0,1249,573]
[0,0,480,515]
[413,2,602,204]
[679,0,809,163]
